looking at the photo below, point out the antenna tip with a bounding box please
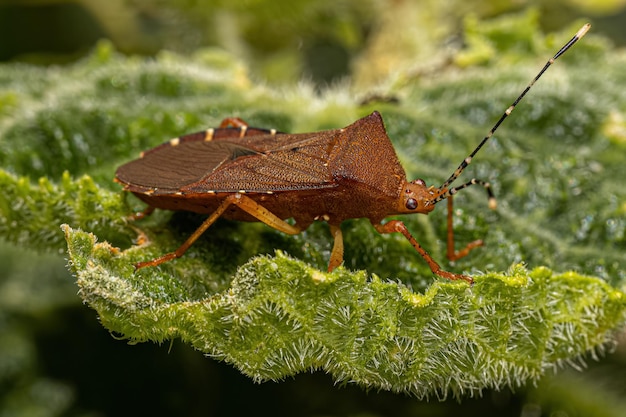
[577,23,591,39]
[488,197,497,210]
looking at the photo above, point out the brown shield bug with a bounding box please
[115,24,590,283]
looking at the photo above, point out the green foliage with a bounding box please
[1,9,625,410]
[64,226,625,398]
[0,171,131,251]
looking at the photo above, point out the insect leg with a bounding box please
[446,196,484,261]
[216,117,279,138]
[328,224,344,272]
[134,193,303,270]
[439,178,495,261]
[374,220,472,283]
[228,194,303,235]
[129,205,155,221]
[219,117,249,128]
[134,198,236,269]
[121,189,154,220]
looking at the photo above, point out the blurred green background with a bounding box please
[3,0,626,84]
[1,1,626,416]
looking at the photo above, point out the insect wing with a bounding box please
[183,131,337,193]
[115,140,259,192]
[116,130,337,194]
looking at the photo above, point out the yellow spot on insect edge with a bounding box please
[170,138,180,146]
[270,129,277,136]
[205,128,214,141]
[239,126,247,138]
[139,151,145,158]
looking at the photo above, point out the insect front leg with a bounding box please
[446,196,484,261]
[134,193,303,270]
[434,178,496,261]
[374,220,472,283]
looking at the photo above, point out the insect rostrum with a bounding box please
[116,24,590,283]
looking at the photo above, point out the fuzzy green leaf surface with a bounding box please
[1,13,625,398]
[64,225,625,398]
[0,171,131,251]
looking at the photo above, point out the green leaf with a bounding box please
[1,11,625,399]
[64,225,625,398]
[0,171,131,251]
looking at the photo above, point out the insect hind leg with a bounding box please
[134,193,303,270]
